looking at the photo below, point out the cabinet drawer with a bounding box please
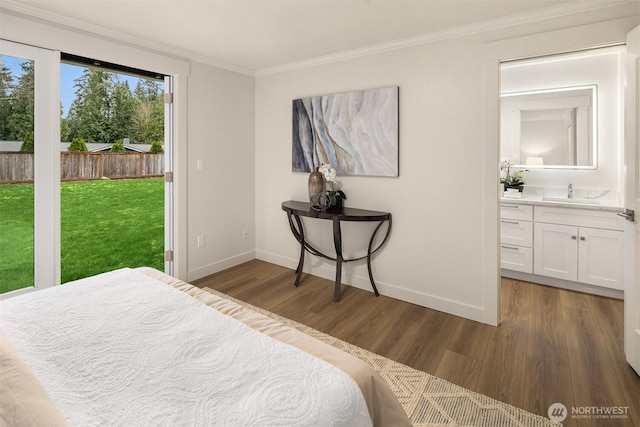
[534,206,624,231]
[500,220,533,247]
[500,203,533,221]
[500,245,533,274]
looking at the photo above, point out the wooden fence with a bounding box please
[0,152,164,183]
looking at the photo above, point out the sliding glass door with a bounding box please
[0,40,60,297]
[1,40,175,297]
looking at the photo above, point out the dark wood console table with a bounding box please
[281,200,392,301]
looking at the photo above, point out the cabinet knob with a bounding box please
[571,235,577,240]
[580,236,586,241]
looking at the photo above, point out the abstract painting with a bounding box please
[292,86,399,177]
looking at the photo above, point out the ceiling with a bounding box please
[1,0,626,73]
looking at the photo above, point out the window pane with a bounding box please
[0,54,35,293]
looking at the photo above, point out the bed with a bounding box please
[0,267,411,427]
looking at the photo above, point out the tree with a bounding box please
[60,117,72,142]
[68,137,87,152]
[20,131,34,152]
[110,140,125,152]
[7,61,34,140]
[110,81,136,142]
[0,63,14,140]
[131,79,164,143]
[67,68,114,144]
[146,95,164,143]
[1,60,70,142]
[134,79,162,102]
[149,141,164,153]
[65,70,163,145]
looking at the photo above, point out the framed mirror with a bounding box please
[500,85,597,169]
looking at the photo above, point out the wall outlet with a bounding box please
[242,228,249,240]
[197,235,205,248]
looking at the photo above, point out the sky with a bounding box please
[1,54,149,118]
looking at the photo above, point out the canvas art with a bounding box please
[292,86,399,177]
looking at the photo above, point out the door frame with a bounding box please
[623,25,640,375]
[483,19,636,324]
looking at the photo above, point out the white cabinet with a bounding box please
[534,223,578,281]
[533,207,624,290]
[501,203,624,292]
[500,204,533,274]
[577,227,624,289]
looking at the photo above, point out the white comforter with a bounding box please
[0,268,371,427]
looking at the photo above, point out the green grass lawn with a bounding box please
[0,178,164,294]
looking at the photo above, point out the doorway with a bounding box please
[498,46,625,301]
[0,41,174,296]
[59,55,170,283]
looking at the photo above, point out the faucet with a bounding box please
[568,183,574,199]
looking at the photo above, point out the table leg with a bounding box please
[333,217,343,302]
[286,212,305,287]
[366,218,392,297]
[366,258,380,297]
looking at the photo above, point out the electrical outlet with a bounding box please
[242,228,249,240]
[197,235,205,248]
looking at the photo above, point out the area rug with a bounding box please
[202,287,559,427]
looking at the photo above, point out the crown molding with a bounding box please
[255,0,639,76]
[1,0,637,78]
[0,0,255,76]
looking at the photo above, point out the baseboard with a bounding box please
[187,250,256,282]
[256,250,489,324]
[501,269,624,299]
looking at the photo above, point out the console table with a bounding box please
[281,200,392,301]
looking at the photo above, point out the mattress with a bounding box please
[0,267,411,427]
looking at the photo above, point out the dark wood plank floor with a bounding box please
[193,259,640,426]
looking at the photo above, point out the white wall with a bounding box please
[255,4,639,324]
[186,62,255,280]
[255,38,493,321]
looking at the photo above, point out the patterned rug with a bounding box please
[202,287,559,427]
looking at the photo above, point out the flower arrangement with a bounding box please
[500,159,527,187]
[318,163,347,206]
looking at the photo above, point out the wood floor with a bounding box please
[193,259,640,426]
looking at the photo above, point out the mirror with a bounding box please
[500,85,597,169]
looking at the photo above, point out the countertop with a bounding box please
[500,194,624,212]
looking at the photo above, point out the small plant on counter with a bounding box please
[500,159,527,187]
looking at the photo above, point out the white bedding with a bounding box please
[0,268,372,427]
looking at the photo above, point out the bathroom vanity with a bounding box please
[500,196,625,299]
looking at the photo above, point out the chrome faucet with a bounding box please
[568,183,574,199]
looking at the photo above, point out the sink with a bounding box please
[542,197,601,205]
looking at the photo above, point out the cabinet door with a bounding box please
[534,223,578,281]
[578,228,624,290]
